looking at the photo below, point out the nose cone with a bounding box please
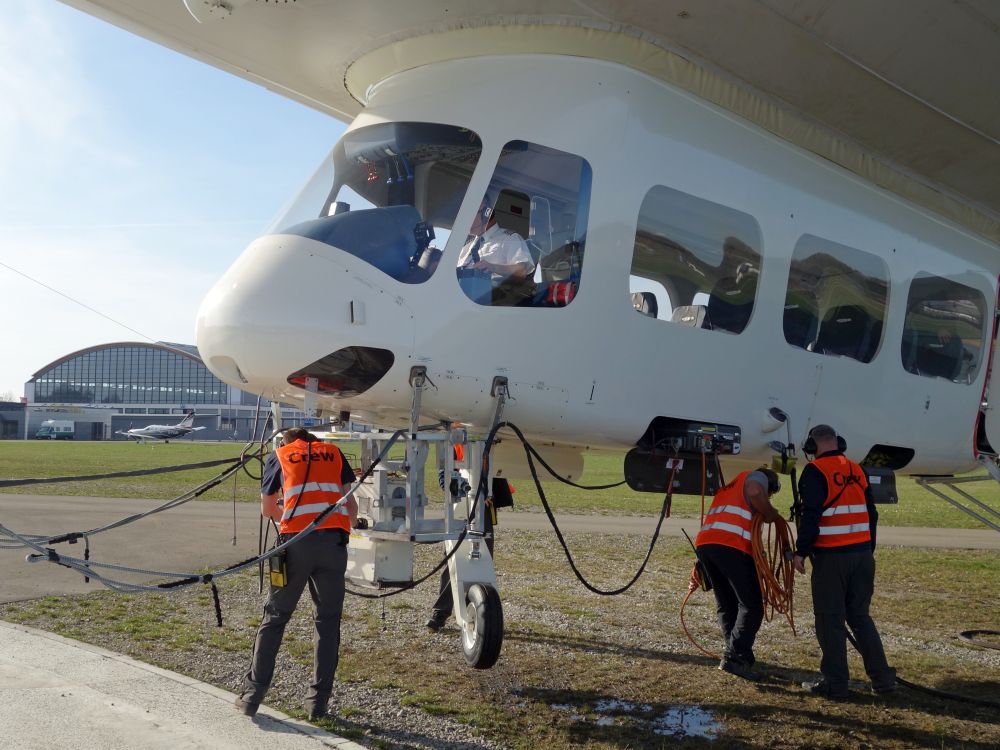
[196,233,414,405]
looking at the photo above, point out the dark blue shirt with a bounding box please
[795,450,878,557]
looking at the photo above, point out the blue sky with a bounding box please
[0,0,345,398]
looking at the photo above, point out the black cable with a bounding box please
[0,457,243,488]
[846,631,1000,709]
[497,421,671,596]
[0,448,267,551]
[958,629,1000,650]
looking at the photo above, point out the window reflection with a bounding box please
[629,185,762,333]
[902,274,986,384]
[784,235,888,363]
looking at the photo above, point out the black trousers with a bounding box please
[811,549,894,691]
[242,529,348,712]
[697,543,763,664]
[432,505,495,616]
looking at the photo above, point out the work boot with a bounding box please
[235,696,259,717]
[871,679,897,695]
[802,680,849,700]
[306,701,329,721]
[871,667,898,694]
[425,610,448,632]
[719,658,761,682]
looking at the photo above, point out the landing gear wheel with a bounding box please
[461,583,503,669]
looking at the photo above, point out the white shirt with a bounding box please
[457,224,533,280]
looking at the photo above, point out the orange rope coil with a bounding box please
[680,514,798,658]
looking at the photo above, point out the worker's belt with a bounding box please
[277,528,348,546]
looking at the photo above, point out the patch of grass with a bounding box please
[3,441,996,527]
[0,442,261,502]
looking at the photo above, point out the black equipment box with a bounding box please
[863,466,898,504]
[624,449,724,495]
[637,418,742,456]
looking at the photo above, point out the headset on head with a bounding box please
[802,426,847,457]
[757,466,781,495]
[479,187,501,224]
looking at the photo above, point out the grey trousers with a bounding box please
[242,529,348,711]
[811,549,894,692]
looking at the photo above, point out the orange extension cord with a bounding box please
[680,511,797,660]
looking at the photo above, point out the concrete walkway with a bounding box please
[0,620,364,750]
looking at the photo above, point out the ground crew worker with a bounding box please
[695,466,782,681]
[236,428,358,721]
[793,424,896,699]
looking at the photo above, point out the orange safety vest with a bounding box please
[811,455,871,549]
[275,439,352,535]
[695,471,753,554]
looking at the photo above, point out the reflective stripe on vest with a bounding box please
[811,455,871,549]
[275,439,352,535]
[695,471,753,554]
[283,482,344,503]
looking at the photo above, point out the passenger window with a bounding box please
[902,274,987,384]
[457,141,591,307]
[628,185,762,333]
[784,235,888,363]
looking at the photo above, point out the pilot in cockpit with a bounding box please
[457,190,535,306]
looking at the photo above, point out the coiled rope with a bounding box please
[680,505,797,659]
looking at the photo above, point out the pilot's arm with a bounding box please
[471,258,532,279]
[468,231,533,279]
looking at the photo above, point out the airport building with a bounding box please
[23,341,304,441]
[0,401,26,440]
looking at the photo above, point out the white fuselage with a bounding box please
[197,55,999,475]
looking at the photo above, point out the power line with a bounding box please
[0,259,158,343]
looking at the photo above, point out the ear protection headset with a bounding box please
[479,188,501,224]
[758,467,781,495]
[803,426,847,456]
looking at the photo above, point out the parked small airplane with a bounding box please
[116,413,206,443]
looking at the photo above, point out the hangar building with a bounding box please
[24,341,303,440]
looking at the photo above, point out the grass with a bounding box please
[2,440,997,528]
[2,532,997,750]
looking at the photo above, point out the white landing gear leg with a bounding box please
[445,377,509,669]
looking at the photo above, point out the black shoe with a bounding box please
[719,659,762,682]
[235,697,259,717]
[802,680,849,700]
[872,681,897,695]
[306,706,329,721]
[425,610,448,632]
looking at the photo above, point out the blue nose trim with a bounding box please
[283,205,422,283]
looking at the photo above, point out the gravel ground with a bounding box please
[3,525,1000,750]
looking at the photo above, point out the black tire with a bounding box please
[461,583,503,669]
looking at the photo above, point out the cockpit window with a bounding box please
[269,122,483,284]
[457,141,591,307]
[902,273,987,384]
